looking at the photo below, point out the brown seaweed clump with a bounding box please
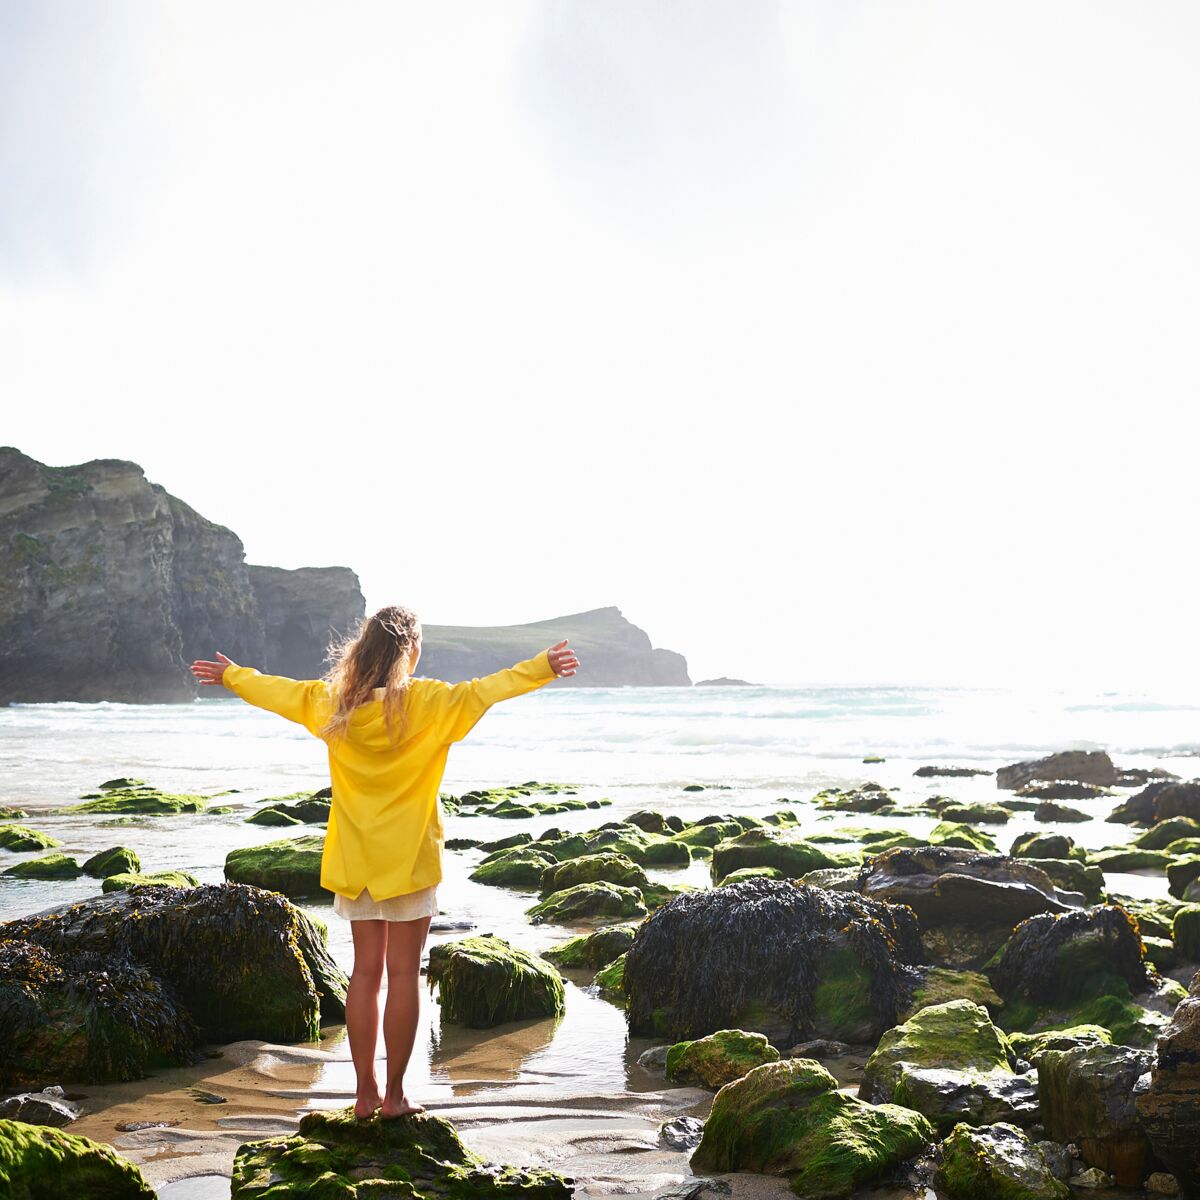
[623,878,921,1045]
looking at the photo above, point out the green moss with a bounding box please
[225,835,325,899]
[1010,833,1078,860]
[812,946,877,1041]
[929,822,998,853]
[718,866,785,884]
[526,881,647,925]
[665,1028,780,1088]
[710,828,857,883]
[690,1059,934,1198]
[542,924,637,969]
[1006,1025,1111,1060]
[671,819,745,849]
[82,846,141,877]
[4,852,82,879]
[936,1121,1069,1200]
[1087,848,1172,871]
[593,953,626,1002]
[65,786,207,816]
[469,847,558,888]
[901,968,1004,1020]
[101,870,200,893]
[0,824,62,852]
[1167,854,1200,898]
[1173,903,1200,959]
[1022,858,1104,903]
[0,1116,156,1197]
[1133,817,1200,850]
[246,807,303,826]
[937,803,1012,825]
[230,1105,572,1199]
[538,851,648,896]
[426,935,564,1027]
[0,807,27,821]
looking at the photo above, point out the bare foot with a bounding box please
[354,1089,383,1119]
[380,1093,424,1119]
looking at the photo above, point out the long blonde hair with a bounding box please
[319,605,420,746]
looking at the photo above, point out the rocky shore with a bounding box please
[3,749,1200,1199]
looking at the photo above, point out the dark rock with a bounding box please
[1019,782,1110,801]
[0,1085,78,1126]
[1035,802,1091,824]
[1136,969,1200,1200]
[997,751,1118,792]
[659,1115,705,1150]
[638,1044,670,1070]
[915,766,994,778]
[1134,818,1200,849]
[230,1106,573,1199]
[855,847,1082,967]
[1037,1043,1152,1186]
[1011,833,1077,859]
[624,878,921,1045]
[1109,782,1200,827]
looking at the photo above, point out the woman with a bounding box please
[190,606,579,1119]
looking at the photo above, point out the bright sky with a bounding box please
[2,2,1198,689]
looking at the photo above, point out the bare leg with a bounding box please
[380,914,432,1118]
[346,919,387,1118]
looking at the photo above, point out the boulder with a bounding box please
[1136,818,1200,850]
[542,923,637,969]
[899,967,1003,1020]
[1010,833,1077,860]
[538,852,649,896]
[470,846,558,887]
[81,847,141,877]
[0,1118,155,1198]
[0,825,61,852]
[2,883,346,1046]
[1087,847,1172,872]
[1135,969,1200,1200]
[230,1105,572,1199]
[624,878,921,1045]
[476,831,531,853]
[0,939,199,1088]
[1008,1025,1111,1060]
[915,766,993,778]
[1023,859,1104,905]
[659,1115,705,1150]
[1018,782,1109,800]
[935,1122,1069,1200]
[1174,906,1200,961]
[1034,802,1090,824]
[689,1058,933,1197]
[100,871,199,893]
[721,865,787,885]
[855,847,1082,967]
[3,853,82,880]
[710,828,856,883]
[814,783,897,813]
[0,1086,78,1126]
[224,835,325,899]
[937,803,1012,826]
[665,1029,780,1088]
[1109,781,1200,827]
[539,822,691,867]
[64,784,206,815]
[1036,1043,1152,1186]
[426,935,564,1027]
[593,952,625,1000]
[526,882,647,925]
[997,751,1117,792]
[859,1000,1035,1131]
[1169,856,1200,900]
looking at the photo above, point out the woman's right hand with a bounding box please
[546,640,580,678]
[191,650,239,686]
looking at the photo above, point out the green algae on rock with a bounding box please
[244,807,302,827]
[1009,833,1078,860]
[665,1028,780,1088]
[542,923,637,970]
[82,846,141,877]
[690,1058,933,1198]
[900,967,1004,1020]
[231,1105,573,1199]
[929,822,999,853]
[718,866,786,885]
[0,824,62,852]
[594,952,625,1002]
[0,1116,157,1198]
[100,870,199,893]
[1174,904,1200,959]
[1021,859,1104,905]
[0,939,200,1088]
[526,881,647,925]
[3,852,82,879]
[1006,1025,1111,1061]
[624,878,920,1045]
[1134,817,1200,849]
[64,784,207,815]
[3,883,347,1046]
[470,846,559,888]
[935,1122,1069,1200]
[224,834,325,899]
[710,828,857,883]
[538,851,649,896]
[427,934,565,1027]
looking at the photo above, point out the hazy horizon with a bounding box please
[3,3,1199,690]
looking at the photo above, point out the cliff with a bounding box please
[419,607,691,687]
[0,448,364,703]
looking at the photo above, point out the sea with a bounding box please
[0,683,1195,1176]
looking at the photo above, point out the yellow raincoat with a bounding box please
[222,651,557,900]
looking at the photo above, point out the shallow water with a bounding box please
[1,684,1193,1190]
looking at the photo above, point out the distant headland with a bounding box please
[0,449,691,702]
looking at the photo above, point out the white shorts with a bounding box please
[333,884,438,922]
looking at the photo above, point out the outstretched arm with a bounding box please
[191,651,330,736]
[435,639,580,743]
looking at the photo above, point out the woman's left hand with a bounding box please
[191,650,238,686]
[547,640,580,678]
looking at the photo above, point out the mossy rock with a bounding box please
[935,1121,1069,1200]
[0,1117,156,1198]
[939,803,1012,825]
[671,819,745,849]
[230,1105,572,1199]
[1034,801,1091,823]
[224,835,325,899]
[252,793,331,825]
[1022,858,1104,904]
[1010,833,1077,860]
[929,822,998,853]
[539,851,649,896]
[470,847,559,888]
[1006,1024,1111,1062]
[719,866,786,885]
[4,852,82,879]
[0,807,28,821]
[539,823,691,868]
[82,846,141,877]
[1167,854,1200,899]
[542,923,637,969]
[101,870,200,893]
[690,1058,934,1198]
[1087,848,1172,872]
[1132,817,1200,850]
[426,934,564,1027]
[477,831,533,853]
[799,866,862,891]
[0,824,62,853]
[901,967,1004,1020]
[710,828,856,883]
[1173,904,1200,960]
[762,810,800,828]
[1108,893,1182,940]
[0,939,200,1088]
[64,786,206,815]
[526,881,648,925]
[245,807,302,827]
[665,1028,780,1088]
[814,784,897,814]
[594,952,626,1002]
[98,777,147,790]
